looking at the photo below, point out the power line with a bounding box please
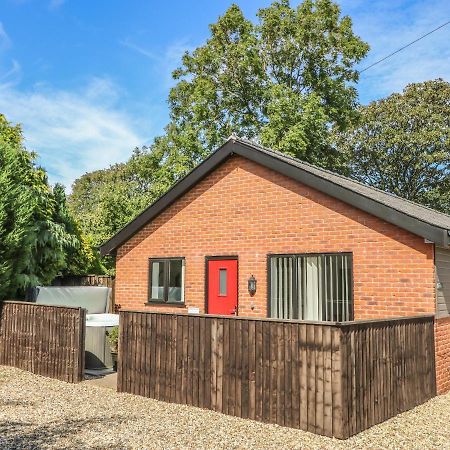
[359,20,450,73]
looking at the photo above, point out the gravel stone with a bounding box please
[0,365,449,449]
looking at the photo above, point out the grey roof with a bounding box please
[100,136,450,256]
[238,137,450,231]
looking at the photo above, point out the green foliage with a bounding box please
[68,151,160,250]
[0,114,22,146]
[0,114,102,300]
[336,79,450,213]
[53,184,105,276]
[106,326,119,352]
[70,0,368,247]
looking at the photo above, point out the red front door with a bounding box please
[207,258,238,315]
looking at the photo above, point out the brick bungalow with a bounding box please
[100,137,450,394]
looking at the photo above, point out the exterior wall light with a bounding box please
[248,275,257,296]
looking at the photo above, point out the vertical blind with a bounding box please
[269,253,353,322]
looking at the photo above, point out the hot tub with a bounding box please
[35,286,118,371]
[85,313,119,370]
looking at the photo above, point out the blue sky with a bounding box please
[0,0,449,189]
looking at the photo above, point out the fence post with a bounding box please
[339,325,350,439]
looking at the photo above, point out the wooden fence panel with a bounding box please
[0,301,85,382]
[118,311,435,439]
[52,274,114,288]
[341,316,436,437]
[118,312,342,437]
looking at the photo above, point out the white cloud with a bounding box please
[121,38,194,87]
[120,39,157,60]
[49,0,65,10]
[341,0,450,103]
[0,60,21,87]
[0,78,147,190]
[0,22,11,49]
[7,0,65,9]
[84,76,121,104]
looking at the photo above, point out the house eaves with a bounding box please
[100,137,450,256]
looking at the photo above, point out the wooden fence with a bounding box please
[0,301,86,383]
[118,311,435,439]
[52,274,114,288]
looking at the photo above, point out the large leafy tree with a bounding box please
[0,114,101,300]
[337,79,450,213]
[70,0,368,246]
[160,0,368,171]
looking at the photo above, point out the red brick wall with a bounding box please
[435,317,450,394]
[115,155,435,319]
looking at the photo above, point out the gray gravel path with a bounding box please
[0,365,449,449]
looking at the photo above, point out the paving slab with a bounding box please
[83,372,117,390]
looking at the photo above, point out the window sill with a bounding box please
[145,301,186,308]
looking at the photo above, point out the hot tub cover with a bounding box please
[35,286,111,314]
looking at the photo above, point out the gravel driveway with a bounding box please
[0,365,449,449]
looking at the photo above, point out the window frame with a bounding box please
[218,268,228,297]
[267,252,354,322]
[148,257,185,305]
